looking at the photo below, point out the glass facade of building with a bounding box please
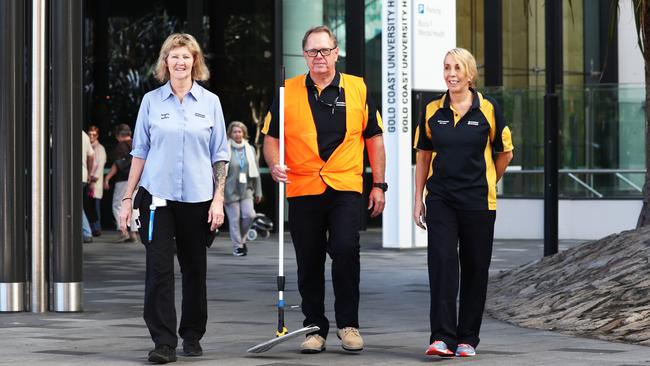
[455,0,645,199]
[81,0,644,204]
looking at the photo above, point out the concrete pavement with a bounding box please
[1,230,649,365]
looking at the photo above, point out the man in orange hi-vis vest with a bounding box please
[262,25,387,355]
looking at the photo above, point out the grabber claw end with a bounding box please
[276,327,288,337]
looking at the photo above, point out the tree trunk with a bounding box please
[636,1,650,228]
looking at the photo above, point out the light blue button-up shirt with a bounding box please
[131,81,230,203]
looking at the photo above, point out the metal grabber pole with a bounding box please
[277,66,287,337]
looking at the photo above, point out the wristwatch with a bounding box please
[372,182,388,192]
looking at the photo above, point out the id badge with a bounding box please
[239,172,247,184]
[152,196,167,207]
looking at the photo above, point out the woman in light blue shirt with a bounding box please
[118,33,229,364]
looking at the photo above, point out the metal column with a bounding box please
[544,0,562,256]
[484,0,503,87]
[0,0,27,313]
[51,0,84,312]
[345,0,365,76]
[31,0,48,314]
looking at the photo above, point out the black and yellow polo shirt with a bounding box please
[414,88,513,210]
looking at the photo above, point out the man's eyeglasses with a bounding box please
[304,47,337,57]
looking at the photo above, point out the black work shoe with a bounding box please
[147,344,177,364]
[182,340,203,357]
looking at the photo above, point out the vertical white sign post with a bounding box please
[382,0,412,248]
[411,0,456,246]
[382,0,456,248]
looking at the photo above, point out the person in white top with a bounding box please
[87,125,107,236]
[81,131,95,243]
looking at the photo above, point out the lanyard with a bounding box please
[312,86,341,115]
[237,148,246,171]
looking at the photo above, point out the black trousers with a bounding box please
[82,183,97,223]
[425,199,496,350]
[288,188,361,339]
[136,190,211,348]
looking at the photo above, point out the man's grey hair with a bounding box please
[301,25,338,50]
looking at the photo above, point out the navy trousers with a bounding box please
[288,187,362,339]
[425,199,496,350]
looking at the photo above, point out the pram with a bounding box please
[246,213,274,241]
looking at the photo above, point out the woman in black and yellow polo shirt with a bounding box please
[413,48,514,358]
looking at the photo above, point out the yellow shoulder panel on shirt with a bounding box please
[478,92,496,142]
[376,110,384,131]
[425,96,444,137]
[413,126,420,149]
[261,111,272,135]
[414,96,444,149]
[425,95,444,123]
[501,126,514,152]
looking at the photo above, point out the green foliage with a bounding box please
[105,8,186,125]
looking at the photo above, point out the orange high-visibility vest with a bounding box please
[284,73,368,198]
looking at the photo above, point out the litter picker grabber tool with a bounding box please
[247,67,319,354]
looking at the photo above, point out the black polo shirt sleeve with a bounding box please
[363,93,383,138]
[486,96,514,153]
[261,96,279,138]
[414,100,436,151]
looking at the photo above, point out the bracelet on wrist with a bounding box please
[122,197,132,202]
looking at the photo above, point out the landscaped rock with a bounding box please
[486,225,650,344]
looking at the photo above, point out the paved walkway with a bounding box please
[1,230,649,365]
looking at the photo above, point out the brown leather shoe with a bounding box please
[337,327,364,352]
[300,334,326,354]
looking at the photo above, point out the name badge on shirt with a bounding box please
[195,112,205,118]
[438,120,449,125]
[467,120,479,126]
[239,173,247,184]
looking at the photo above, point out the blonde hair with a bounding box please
[227,121,249,140]
[445,48,478,86]
[154,33,210,82]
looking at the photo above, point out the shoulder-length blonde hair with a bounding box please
[227,121,249,140]
[154,33,210,83]
[445,48,478,87]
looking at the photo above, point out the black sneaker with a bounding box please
[233,247,246,256]
[182,340,203,357]
[147,344,177,364]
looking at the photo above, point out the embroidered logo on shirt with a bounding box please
[437,120,449,125]
[467,120,479,126]
[194,112,205,118]
[160,113,170,120]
